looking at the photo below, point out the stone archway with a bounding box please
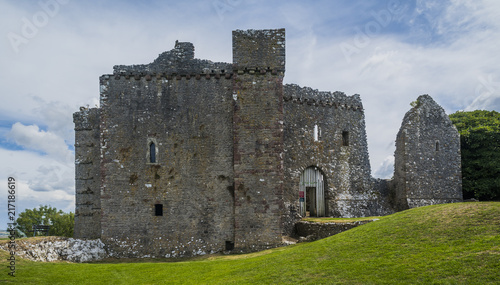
[299,166,325,217]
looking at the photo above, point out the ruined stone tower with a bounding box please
[74,29,462,257]
[393,95,462,210]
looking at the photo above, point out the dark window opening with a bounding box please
[154,204,163,216]
[227,184,235,198]
[436,141,440,151]
[149,142,156,163]
[342,131,349,146]
[225,241,234,251]
[306,187,316,217]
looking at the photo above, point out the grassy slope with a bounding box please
[1,202,499,284]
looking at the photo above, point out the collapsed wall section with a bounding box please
[114,41,231,75]
[73,108,101,239]
[393,95,462,210]
[232,29,286,251]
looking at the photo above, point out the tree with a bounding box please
[449,110,500,201]
[15,205,74,237]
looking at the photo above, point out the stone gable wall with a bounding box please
[393,95,462,210]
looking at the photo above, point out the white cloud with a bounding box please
[7,122,73,163]
[466,74,500,111]
[284,0,500,176]
[31,96,76,143]
[374,155,395,179]
[0,148,74,230]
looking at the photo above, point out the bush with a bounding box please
[16,205,74,237]
[449,110,500,200]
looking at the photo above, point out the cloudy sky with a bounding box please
[1,0,499,229]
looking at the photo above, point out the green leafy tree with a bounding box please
[15,205,74,237]
[449,110,500,200]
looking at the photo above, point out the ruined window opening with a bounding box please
[342,131,349,146]
[149,142,156,163]
[154,204,163,216]
[314,124,321,141]
[435,141,440,151]
[225,241,234,251]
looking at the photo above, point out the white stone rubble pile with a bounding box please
[0,237,106,262]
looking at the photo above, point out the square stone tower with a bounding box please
[232,29,286,250]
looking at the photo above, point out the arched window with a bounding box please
[149,142,156,163]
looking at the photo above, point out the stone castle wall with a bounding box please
[97,71,235,257]
[73,28,462,257]
[73,108,101,239]
[282,84,393,233]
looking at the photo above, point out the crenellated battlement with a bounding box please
[100,66,287,82]
[284,84,363,111]
[101,70,234,81]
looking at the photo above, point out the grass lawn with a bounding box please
[1,202,499,284]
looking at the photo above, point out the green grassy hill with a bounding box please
[2,202,499,284]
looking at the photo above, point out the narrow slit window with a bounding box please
[436,141,440,152]
[149,142,156,163]
[154,204,163,216]
[342,131,349,146]
[314,125,319,141]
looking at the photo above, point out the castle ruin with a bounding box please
[73,29,462,257]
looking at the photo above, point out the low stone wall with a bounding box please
[0,237,106,262]
[295,220,376,241]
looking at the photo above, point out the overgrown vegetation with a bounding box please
[15,205,74,237]
[1,202,498,284]
[449,110,500,200]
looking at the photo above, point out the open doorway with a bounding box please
[299,166,325,217]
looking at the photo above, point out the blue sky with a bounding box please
[1,0,500,229]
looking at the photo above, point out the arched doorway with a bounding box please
[299,166,325,217]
